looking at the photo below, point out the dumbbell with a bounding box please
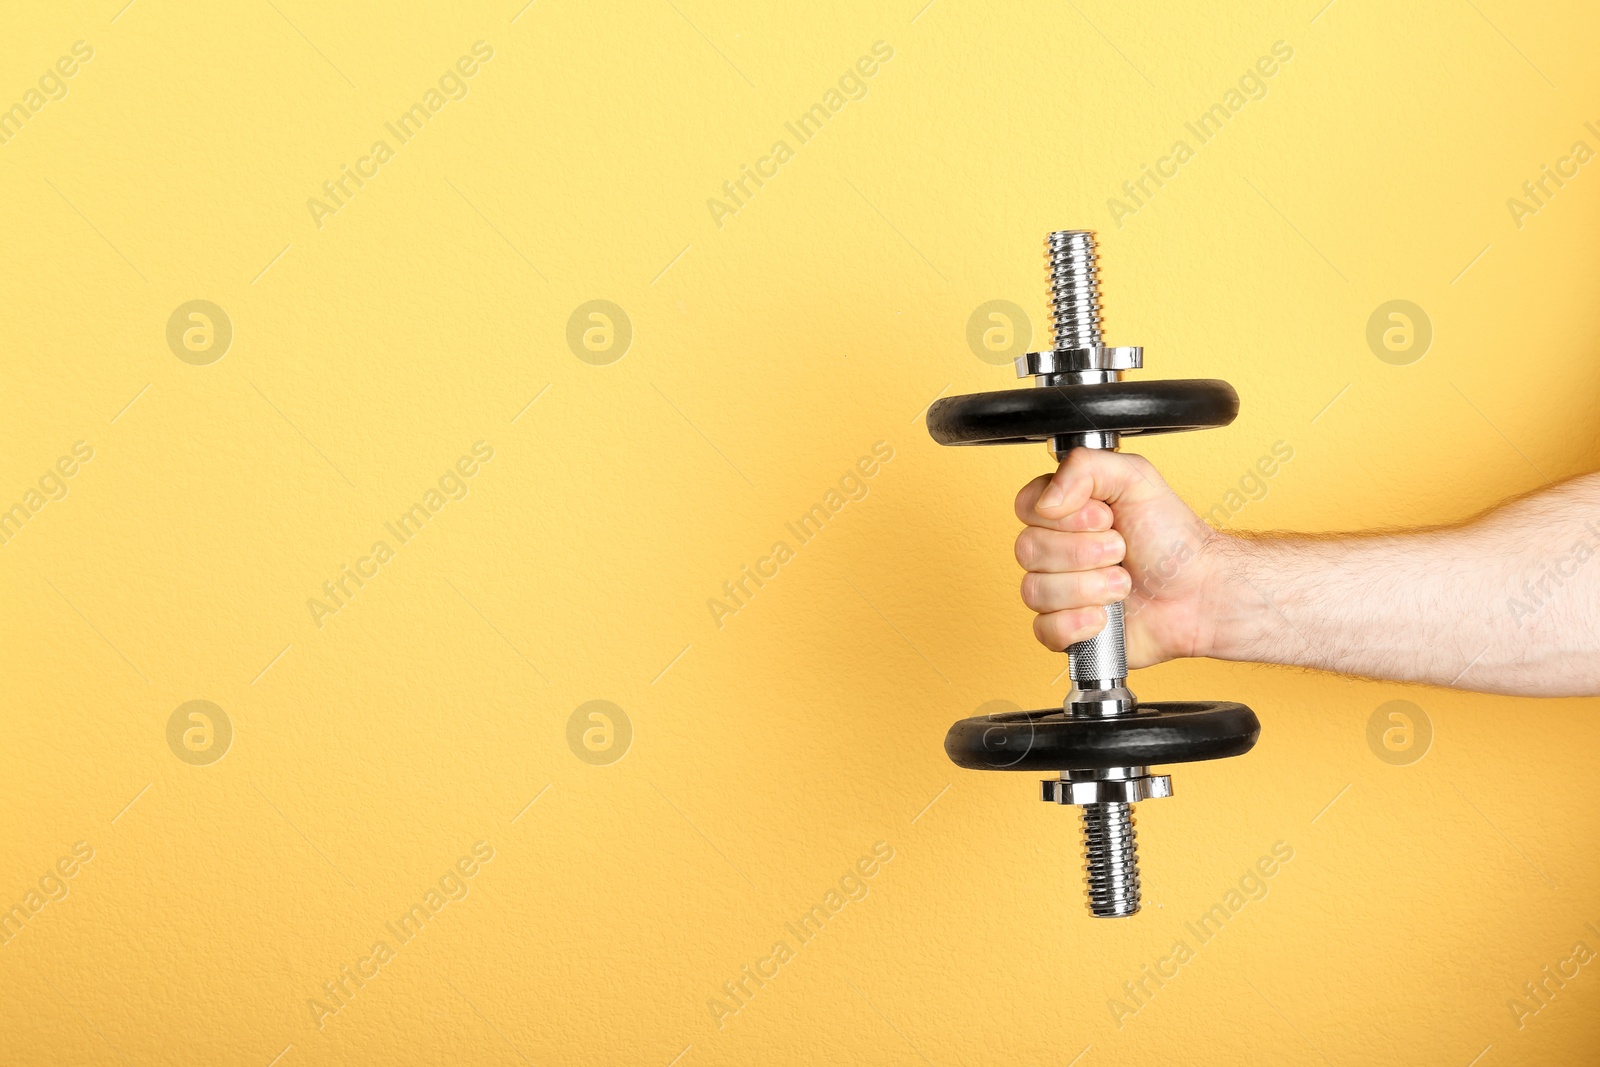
[926,230,1260,918]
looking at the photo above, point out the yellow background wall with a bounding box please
[4,0,1599,1063]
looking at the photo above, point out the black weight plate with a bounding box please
[945,700,1259,771]
[926,379,1239,446]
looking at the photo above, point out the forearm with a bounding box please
[1201,474,1600,696]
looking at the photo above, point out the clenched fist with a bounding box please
[1014,448,1226,669]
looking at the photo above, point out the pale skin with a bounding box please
[1015,449,1600,697]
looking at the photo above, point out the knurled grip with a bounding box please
[1069,599,1127,682]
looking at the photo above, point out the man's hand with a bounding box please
[1014,449,1222,669]
[1013,452,1600,697]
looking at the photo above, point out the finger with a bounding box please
[1020,567,1131,613]
[1015,475,1113,531]
[1033,606,1110,652]
[1014,527,1125,572]
[1033,449,1167,519]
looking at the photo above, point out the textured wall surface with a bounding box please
[4,1,1600,1063]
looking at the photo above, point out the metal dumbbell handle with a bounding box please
[1040,231,1137,717]
[1044,231,1141,918]
[1060,433,1133,719]
[1071,584,1128,684]
[1059,437,1140,918]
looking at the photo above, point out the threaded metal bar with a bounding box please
[1045,228,1144,919]
[1081,803,1141,917]
[1045,230,1103,350]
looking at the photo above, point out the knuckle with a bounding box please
[1014,529,1039,569]
[1082,569,1109,599]
[1073,605,1107,638]
[1127,452,1161,482]
[1105,565,1132,598]
[1069,536,1101,569]
[1063,534,1096,569]
[1016,474,1048,513]
[1038,612,1073,650]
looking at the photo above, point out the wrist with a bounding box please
[1193,530,1272,662]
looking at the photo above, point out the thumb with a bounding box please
[1034,449,1166,519]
